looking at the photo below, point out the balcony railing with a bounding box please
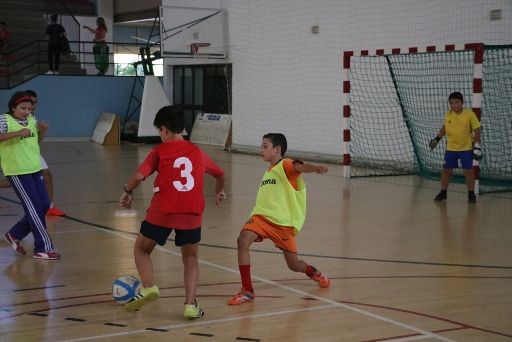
[0,40,161,88]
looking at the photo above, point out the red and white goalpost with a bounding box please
[342,43,484,194]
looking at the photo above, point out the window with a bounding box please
[173,64,232,135]
[114,53,163,76]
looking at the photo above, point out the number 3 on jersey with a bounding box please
[173,157,195,192]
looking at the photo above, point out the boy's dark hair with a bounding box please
[263,133,287,156]
[25,89,37,98]
[8,91,33,112]
[50,14,58,22]
[153,105,185,133]
[448,92,463,102]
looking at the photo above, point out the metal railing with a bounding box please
[0,39,161,88]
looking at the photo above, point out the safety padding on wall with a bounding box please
[138,76,171,138]
[190,113,232,147]
[92,112,120,145]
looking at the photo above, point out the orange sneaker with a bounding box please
[46,207,65,216]
[228,287,255,305]
[310,271,330,288]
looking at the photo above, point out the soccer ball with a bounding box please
[112,275,141,305]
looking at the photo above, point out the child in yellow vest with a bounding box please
[0,90,66,217]
[0,91,60,260]
[229,133,330,305]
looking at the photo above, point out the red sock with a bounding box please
[305,264,317,277]
[239,264,253,293]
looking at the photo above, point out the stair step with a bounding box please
[0,0,92,88]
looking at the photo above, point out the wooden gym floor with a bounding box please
[0,141,511,342]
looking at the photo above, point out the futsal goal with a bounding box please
[342,43,512,194]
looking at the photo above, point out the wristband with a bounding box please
[123,185,133,194]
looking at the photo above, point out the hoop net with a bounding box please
[190,43,211,60]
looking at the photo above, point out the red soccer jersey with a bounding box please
[138,140,224,229]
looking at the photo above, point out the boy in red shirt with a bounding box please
[119,105,226,319]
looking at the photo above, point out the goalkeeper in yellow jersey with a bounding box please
[429,92,481,203]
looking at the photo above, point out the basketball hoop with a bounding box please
[190,43,211,59]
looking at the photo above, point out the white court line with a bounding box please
[52,229,96,234]
[58,304,337,342]
[57,224,455,342]
[386,336,433,341]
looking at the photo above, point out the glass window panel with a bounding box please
[174,67,182,104]
[184,68,193,105]
[194,68,203,105]
[184,109,194,136]
[205,66,215,76]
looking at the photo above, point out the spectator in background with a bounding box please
[84,17,108,75]
[45,14,66,75]
[0,22,11,59]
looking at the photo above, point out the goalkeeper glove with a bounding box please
[429,136,441,151]
[473,142,482,161]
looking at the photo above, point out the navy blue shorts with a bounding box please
[140,220,201,246]
[444,150,473,170]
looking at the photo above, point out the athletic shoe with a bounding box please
[124,285,160,312]
[184,302,205,319]
[468,193,477,203]
[309,270,330,288]
[228,287,255,305]
[46,207,66,216]
[4,232,26,255]
[33,251,61,260]
[434,191,447,202]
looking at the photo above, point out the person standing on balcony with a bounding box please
[45,14,66,75]
[84,17,108,75]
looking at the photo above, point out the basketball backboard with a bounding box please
[159,6,227,59]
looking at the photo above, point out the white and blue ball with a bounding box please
[112,275,141,305]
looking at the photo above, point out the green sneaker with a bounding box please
[184,302,205,319]
[124,285,160,312]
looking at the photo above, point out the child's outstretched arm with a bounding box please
[37,121,48,142]
[0,129,31,142]
[294,161,328,174]
[119,171,144,209]
[213,174,226,206]
[473,127,481,143]
[429,125,446,150]
[201,149,226,206]
[436,125,446,139]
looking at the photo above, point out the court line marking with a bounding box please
[385,337,432,342]
[65,215,512,270]
[56,223,455,342]
[53,229,96,234]
[58,305,337,342]
[0,206,502,270]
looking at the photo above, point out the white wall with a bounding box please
[163,0,512,158]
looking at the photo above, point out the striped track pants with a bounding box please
[7,171,54,253]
